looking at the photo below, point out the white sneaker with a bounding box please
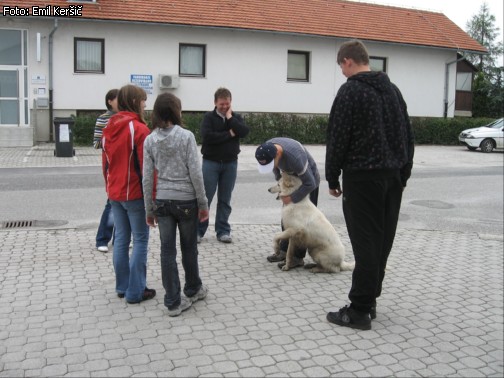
[167,297,192,317]
[97,246,108,253]
[217,234,232,243]
[189,285,208,303]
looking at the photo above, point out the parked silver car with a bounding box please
[459,118,504,152]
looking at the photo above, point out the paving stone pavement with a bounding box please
[0,144,503,377]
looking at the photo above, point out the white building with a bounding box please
[0,0,486,146]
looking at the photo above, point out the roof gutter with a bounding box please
[48,18,58,141]
[444,53,467,118]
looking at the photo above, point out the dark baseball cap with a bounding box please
[255,142,277,174]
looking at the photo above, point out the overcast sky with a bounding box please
[352,0,504,41]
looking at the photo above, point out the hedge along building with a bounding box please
[0,0,486,147]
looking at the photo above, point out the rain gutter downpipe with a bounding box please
[444,53,466,118]
[48,18,58,141]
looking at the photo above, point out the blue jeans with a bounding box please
[198,159,237,238]
[155,199,202,310]
[96,199,114,248]
[110,199,150,303]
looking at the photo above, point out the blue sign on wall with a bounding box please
[130,74,153,94]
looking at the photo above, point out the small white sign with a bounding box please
[59,124,70,142]
[32,75,46,84]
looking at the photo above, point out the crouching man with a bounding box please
[255,137,320,269]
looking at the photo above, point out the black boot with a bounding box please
[267,250,286,262]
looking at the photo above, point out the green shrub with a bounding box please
[182,112,205,142]
[71,112,497,147]
[72,114,96,146]
[411,117,495,145]
[242,113,327,144]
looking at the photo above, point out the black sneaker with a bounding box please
[267,250,286,262]
[127,288,156,304]
[326,305,372,330]
[370,305,376,320]
[277,257,304,269]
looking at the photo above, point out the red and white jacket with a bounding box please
[102,111,150,202]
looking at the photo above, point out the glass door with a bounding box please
[0,29,28,126]
[0,69,20,125]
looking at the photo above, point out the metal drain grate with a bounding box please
[0,220,69,229]
[1,220,35,229]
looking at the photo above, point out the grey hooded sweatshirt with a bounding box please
[143,125,208,218]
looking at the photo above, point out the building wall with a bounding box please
[1,17,458,145]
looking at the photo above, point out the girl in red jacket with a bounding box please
[102,84,155,304]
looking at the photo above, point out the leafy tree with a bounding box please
[465,2,503,117]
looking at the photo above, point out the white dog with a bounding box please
[269,173,354,273]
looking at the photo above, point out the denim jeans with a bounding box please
[110,199,150,303]
[155,199,202,310]
[198,159,237,238]
[96,199,114,248]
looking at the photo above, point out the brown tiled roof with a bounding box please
[1,0,486,53]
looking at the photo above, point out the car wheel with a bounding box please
[467,146,478,151]
[480,139,495,153]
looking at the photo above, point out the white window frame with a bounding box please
[456,72,472,92]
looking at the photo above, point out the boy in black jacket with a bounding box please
[325,40,414,330]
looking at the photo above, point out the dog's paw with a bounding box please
[281,265,290,271]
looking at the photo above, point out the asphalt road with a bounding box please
[0,146,502,236]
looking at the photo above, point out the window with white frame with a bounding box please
[370,56,386,72]
[287,50,310,82]
[179,44,206,77]
[456,72,472,91]
[74,38,104,73]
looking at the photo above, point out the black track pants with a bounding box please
[342,174,403,312]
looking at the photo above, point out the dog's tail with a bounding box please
[340,261,355,271]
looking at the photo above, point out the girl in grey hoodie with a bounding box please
[143,93,209,317]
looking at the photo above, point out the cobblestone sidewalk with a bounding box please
[0,223,502,377]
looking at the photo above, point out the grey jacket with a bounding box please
[268,137,320,203]
[143,125,208,217]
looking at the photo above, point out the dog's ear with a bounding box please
[282,174,294,188]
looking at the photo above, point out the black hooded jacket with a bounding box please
[325,71,414,188]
